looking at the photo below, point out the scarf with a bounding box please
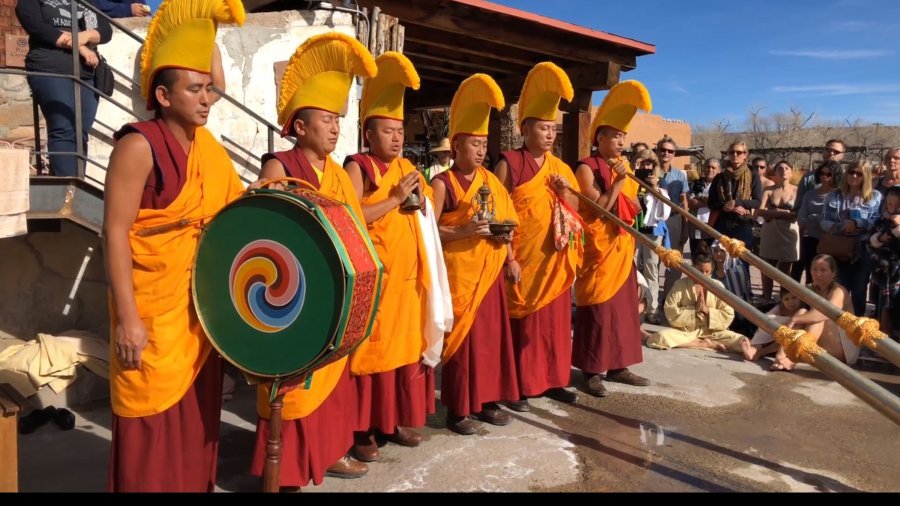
[719,161,752,202]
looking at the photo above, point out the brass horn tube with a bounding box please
[570,188,900,427]
[626,172,900,367]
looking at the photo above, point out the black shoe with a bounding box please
[544,387,577,403]
[18,407,53,435]
[52,407,75,431]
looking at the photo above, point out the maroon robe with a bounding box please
[250,363,356,487]
[434,170,520,416]
[572,155,643,374]
[108,120,224,492]
[249,149,357,486]
[500,148,574,397]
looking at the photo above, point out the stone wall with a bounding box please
[0,221,108,341]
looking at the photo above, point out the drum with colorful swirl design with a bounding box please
[192,188,383,379]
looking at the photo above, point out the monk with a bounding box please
[573,81,653,398]
[431,73,520,436]
[343,52,439,462]
[493,62,581,412]
[249,33,376,488]
[103,0,247,492]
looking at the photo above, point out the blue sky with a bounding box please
[492,0,900,128]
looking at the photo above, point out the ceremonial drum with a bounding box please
[193,187,383,380]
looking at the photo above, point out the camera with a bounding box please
[635,168,653,182]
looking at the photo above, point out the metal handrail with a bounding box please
[0,69,146,120]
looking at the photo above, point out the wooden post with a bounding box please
[262,392,285,493]
[563,88,592,166]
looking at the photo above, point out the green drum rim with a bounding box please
[192,191,351,378]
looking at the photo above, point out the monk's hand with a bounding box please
[390,172,420,207]
[462,219,491,238]
[115,317,148,370]
[504,259,521,283]
[610,159,627,178]
[549,174,569,195]
[248,179,284,191]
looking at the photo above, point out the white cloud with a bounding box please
[771,84,900,96]
[670,85,689,94]
[769,49,891,59]
[829,20,872,31]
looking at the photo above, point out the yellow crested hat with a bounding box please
[517,62,573,125]
[140,0,246,109]
[448,73,505,141]
[589,80,651,142]
[360,51,419,127]
[277,32,377,136]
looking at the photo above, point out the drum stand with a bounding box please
[263,392,285,493]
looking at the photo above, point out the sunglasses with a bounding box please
[847,171,863,177]
[819,172,833,177]
[658,148,675,154]
[729,150,747,155]
[825,148,844,155]
[753,165,767,170]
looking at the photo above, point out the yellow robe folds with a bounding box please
[507,153,581,318]
[257,155,367,420]
[646,277,746,352]
[440,167,518,361]
[574,157,639,306]
[350,157,432,375]
[111,127,245,418]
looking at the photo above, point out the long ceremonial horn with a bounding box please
[626,172,900,368]
[570,187,900,427]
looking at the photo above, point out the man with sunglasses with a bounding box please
[651,136,689,315]
[795,139,846,211]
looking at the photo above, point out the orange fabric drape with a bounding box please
[574,157,639,306]
[111,127,245,417]
[258,155,367,420]
[439,167,518,361]
[506,153,582,318]
[349,157,432,375]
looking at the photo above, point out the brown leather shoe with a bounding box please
[447,414,477,435]
[544,387,577,403]
[503,399,530,412]
[325,454,368,479]
[387,426,423,447]
[585,374,609,397]
[352,431,379,462]
[605,368,650,387]
[473,403,512,426]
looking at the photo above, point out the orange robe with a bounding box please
[572,155,643,374]
[251,149,365,488]
[110,126,244,417]
[345,154,436,433]
[440,167,518,361]
[109,122,244,492]
[255,154,364,420]
[501,148,581,397]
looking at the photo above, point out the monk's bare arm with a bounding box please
[493,159,513,193]
[103,133,152,369]
[258,158,287,182]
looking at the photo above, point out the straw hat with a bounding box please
[429,137,451,153]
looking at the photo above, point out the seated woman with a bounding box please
[741,287,806,365]
[645,251,749,352]
[742,254,859,371]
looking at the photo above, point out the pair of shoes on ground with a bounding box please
[645,313,662,325]
[447,402,513,435]
[583,369,650,397]
[18,406,75,434]
[352,427,424,462]
[325,454,368,479]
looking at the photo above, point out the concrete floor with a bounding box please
[17,345,900,492]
